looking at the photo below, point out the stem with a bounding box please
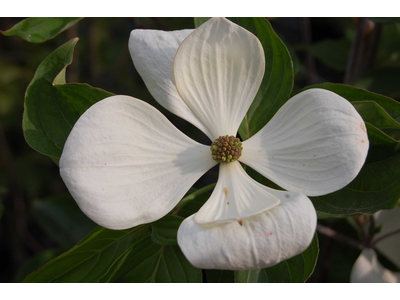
[174,183,216,212]
[371,228,400,247]
[317,224,365,250]
[365,214,376,247]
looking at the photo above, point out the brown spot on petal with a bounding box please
[223,187,228,198]
[227,202,229,205]
[360,123,366,133]
[361,140,365,143]
[238,220,243,226]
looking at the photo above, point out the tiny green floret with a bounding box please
[210,135,243,163]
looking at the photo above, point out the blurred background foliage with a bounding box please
[0,17,399,282]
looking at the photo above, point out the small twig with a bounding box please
[317,224,365,250]
[371,228,400,247]
[365,214,376,247]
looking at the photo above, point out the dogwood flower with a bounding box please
[59,18,369,270]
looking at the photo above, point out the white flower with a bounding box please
[59,18,369,270]
[351,207,400,282]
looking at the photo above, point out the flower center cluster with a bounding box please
[210,135,243,163]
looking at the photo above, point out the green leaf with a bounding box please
[312,151,400,219]
[22,38,114,159]
[352,100,400,141]
[300,84,400,218]
[177,186,213,218]
[194,17,294,140]
[100,236,202,283]
[364,123,399,163]
[151,215,184,246]
[32,194,97,247]
[234,18,294,140]
[1,17,83,43]
[15,248,64,282]
[376,24,400,68]
[235,233,319,283]
[194,17,210,27]
[23,225,149,283]
[303,83,400,122]
[310,39,351,72]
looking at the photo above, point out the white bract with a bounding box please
[60,18,369,270]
